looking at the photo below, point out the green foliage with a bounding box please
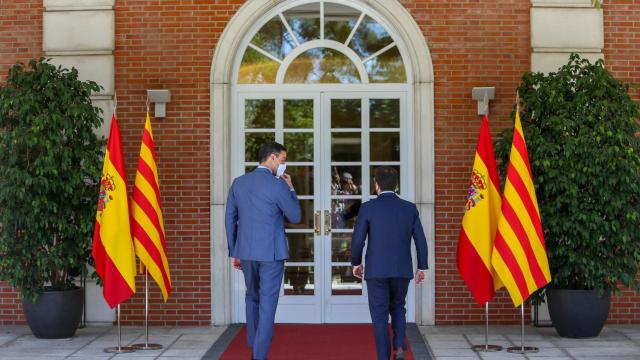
[0,58,105,301]
[495,54,640,295]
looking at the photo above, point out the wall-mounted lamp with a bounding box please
[147,89,171,118]
[471,87,495,116]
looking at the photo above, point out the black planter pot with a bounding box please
[22,287,83,339]
[547,288,611,338]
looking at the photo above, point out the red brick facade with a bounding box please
[1,0,639,326]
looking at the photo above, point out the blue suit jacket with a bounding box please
[225,167,301,261]
[351,192,428,279]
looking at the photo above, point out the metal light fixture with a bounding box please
[146,89,171,118]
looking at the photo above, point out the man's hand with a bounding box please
[280,173,294,190]
[415,270,427,284]
[353,264,364,279]
[232,258,242,270]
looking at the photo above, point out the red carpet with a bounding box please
[220,324,415,359]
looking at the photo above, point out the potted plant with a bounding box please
[495,54,640,338]
[0,58,104,338]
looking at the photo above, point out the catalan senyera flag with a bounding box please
[92,114,137,308]
[491,112,551,307]
[131,113,172,301]
[457,114,503,305]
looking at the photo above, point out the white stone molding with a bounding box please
[530,1,604,73]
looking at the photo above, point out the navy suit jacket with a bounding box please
[351,192,428,279]
[225,167,301,261]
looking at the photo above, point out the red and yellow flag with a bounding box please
[131,113,172,300]
[92,114,137,308]
[491,112,551,306]
[457,114,503,305]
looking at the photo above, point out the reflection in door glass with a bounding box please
[332,266,362,295]
[284,266,314,295]
[331,234,352,262]
[331,99,361,128]
[370,131,400,161]
[370,99,400,128]
[286,233,314,262]
[245,99,275,128]
[331,133,361,161]
[332,199,361,229]
[284,99,314,128]
[330,166,362,195]
[284,132,314,162]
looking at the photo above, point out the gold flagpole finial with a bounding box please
[516,90,520,114]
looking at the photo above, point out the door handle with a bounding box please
[314,210,321,235]
[324,210,331,235]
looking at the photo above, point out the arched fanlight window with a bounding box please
[238,1,407,84]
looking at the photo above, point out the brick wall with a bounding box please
[603,0,640,324]
[112,0,243,326]
[1,0,638,326]
[400,0,532,324]
[0,0,42,325]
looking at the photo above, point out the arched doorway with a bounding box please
[211,0,435,325]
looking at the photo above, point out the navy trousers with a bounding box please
[366,278,411,360]
[241,260,285,360]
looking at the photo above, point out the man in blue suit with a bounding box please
[351,166,428,360]
[225,141,301,360]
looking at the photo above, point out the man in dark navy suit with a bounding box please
[351,166,429,360]
[225,141,301,360]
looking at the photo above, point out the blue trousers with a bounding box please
[366,278,411,360]
[241,260,284,360]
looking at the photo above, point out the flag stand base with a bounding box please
[104,304,136,353]
[471,302,503,352]
[507,304,538,354]
[131,269,164,351]
[104,346,136,354]
[472,344,502,352]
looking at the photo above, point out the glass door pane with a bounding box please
[321,93,405,323]
[240,94,322,323]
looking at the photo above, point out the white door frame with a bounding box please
[230,88,414,323]
[210,0,435,325]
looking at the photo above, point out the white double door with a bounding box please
[234,89,414,323]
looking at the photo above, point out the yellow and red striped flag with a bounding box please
[131,113,172,300]
[491,112,551,307]
[457,114,503,305]
[92,114,137,308]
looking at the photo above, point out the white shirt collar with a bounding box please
[378,191,397,195]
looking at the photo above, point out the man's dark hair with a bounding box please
[373,166,399,192]
[258,141,287,163]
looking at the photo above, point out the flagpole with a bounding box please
[104,304,136,353]
[132,268,163,350]
[471,302,502,352]
[507,304,539,354]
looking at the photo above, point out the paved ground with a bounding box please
[418,325,640,360]
[0,325,227,360]
[1,324,639,359]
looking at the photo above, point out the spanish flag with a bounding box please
[457,114,503,305]
[491,112,551,306]
[131,113,172,300]
[92,114,137,308]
